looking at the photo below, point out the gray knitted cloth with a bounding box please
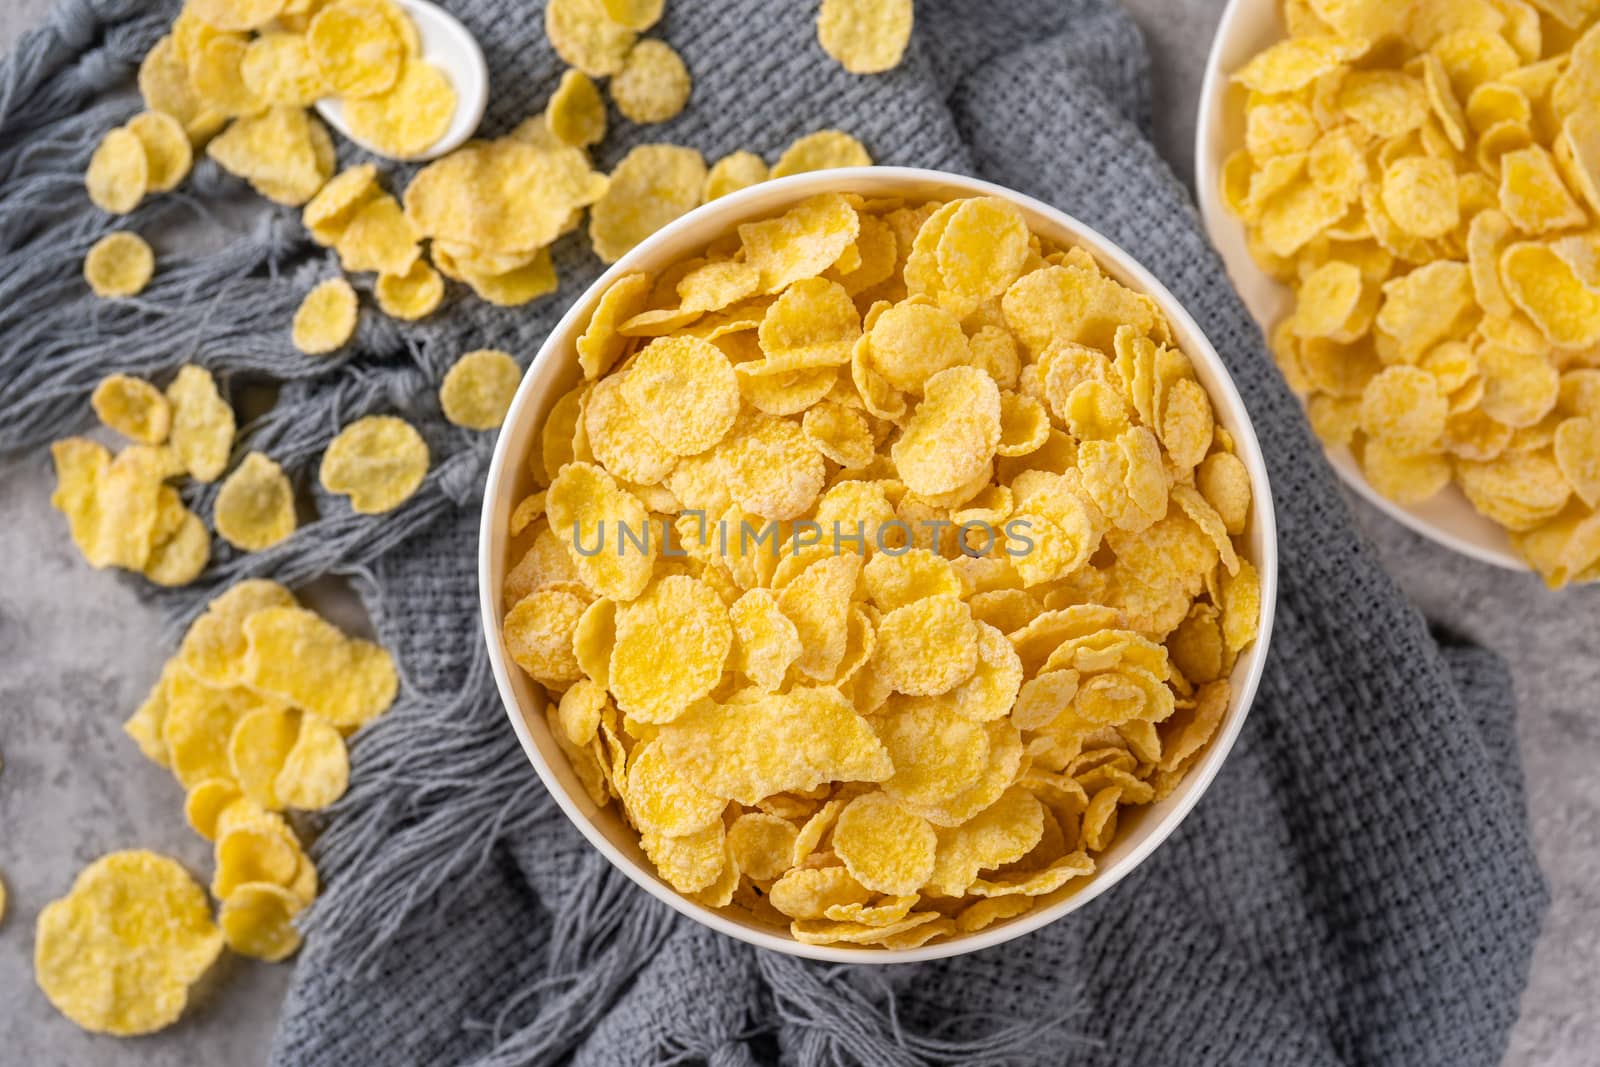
[0,0,1549,1064]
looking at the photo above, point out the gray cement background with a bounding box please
[1,1,1594,1063]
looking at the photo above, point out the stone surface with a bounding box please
[1,2,1594,1065]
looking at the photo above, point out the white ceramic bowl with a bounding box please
[479,167,1281,962]
[1195,0,1526,571]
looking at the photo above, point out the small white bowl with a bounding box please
[1195,0,1526,572]
[479,167,1281,962]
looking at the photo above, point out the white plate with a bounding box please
[480,167,1280,962]
[1194,0,1528,572]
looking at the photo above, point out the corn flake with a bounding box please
[319,414,429,513]
[214,451,297,551]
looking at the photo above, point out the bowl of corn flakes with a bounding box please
[1197,0,1600,587]
[479,167,1278,960]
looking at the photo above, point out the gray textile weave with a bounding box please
[0,0,1550,1064]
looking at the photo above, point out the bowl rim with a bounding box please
[1193,0,1529,573]
[478,165,1281,963]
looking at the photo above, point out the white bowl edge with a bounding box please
[478,167,1281,963]
[1194,0,1528,573]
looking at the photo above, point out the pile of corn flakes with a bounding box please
[1224,0,1600,587]
[95,0,882,356]
[500,192,1262,948]
[34,579,397,1034]
[50,366,433,585]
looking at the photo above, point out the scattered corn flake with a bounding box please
[35,851,222,1036]
[704,150,769,201]
[86,128,148,215]
[319,414,430,513]
[817,0,914,74]
[240,32,326,107]
[219,883,303,962]
[548,68,607,147]
[243,605,399,728]
[610,40,691,125]
[275,714,351,810]
[292,277,359,355]
[770,130,873,179]
[307,0,404,97]
[126,110,193,193]
[206,106,334,206]
[375,258,446,320]
[345,59,457,158]
[440,349,522,430]
[92,373,171,444]
[214,451,297,551]
[546,0,638,77]
[589,144,706,264]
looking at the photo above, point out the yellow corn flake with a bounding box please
[91,374,171,445]
[548,68,607,147]
[180,579,298,687]
[407,137,607,252]
[376,258,446,320]
[303,163,382,246]
[190,36,266,118]
[817,0,914,74]
[189,0,286,31]
[578,272,651,379]
[1359,366,1448,455]
[925,787,1044,896]
[206,107,334,206]
[292,277,359,355]
[704,150,769,201]
[126,110,193,193]
[214,451,297,551]
[589,144,706,264]
[892,366,1001,497]
[610,576,732,722]
[183,778,242,840]
[35,851,223,1035]
[218,882,304,963]
[243,605,399,728]
[546,0,638,77]
[831,791,936,895]
[440,349,522,430]
[345,59,458,158]
[86,127,148,215]
[139,36,227,143]
[610,39,691,125]
[228,705,300,810]
[621,336,740,455]
[770,129,873,179]
[658,687,891,804]
[1501,243,1600,349]
[714,411,827,520]
[802,400,875,468]
[729,588,804,690]
[337,195,420,275]
[1554,417,1600,508]
[505,588,589,689]
[1233,35,1369,94]
[307,0,403,97]
[625,737,726,835]
[1499,146,1588,233]
[872,596,979,697]
[546,461,656,599]
[239,32,325,107]
[319,414,430,513]
[727,813,800,881]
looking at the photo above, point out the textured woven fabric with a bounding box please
[0,0,1549,1064]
